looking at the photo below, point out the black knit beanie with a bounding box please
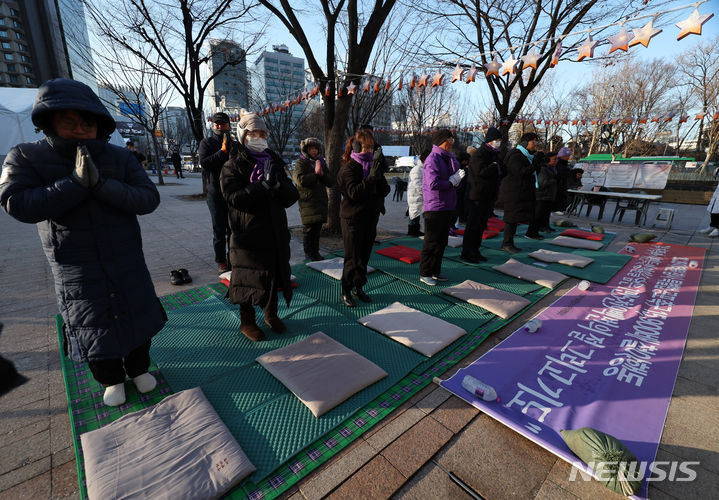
[484,127,502,143]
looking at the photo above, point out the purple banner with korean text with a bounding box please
[440,242,705,499]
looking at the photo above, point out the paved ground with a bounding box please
[0,173,717,499]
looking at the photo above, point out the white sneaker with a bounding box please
[420,276,437,286]
[553,211,564,216]
[103,383,126,406]
[698,227,714,234]
[709,228,719,237]
[133,372,157,393]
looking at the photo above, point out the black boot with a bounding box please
[340,287,356,307]
[353,286,371,303]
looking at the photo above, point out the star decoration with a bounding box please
[501,55,518,75]
[417,72,429,88]
[550,40,562,67]
[363,79,371,92]
[679,116,688,123]
[714,113,719,121]
[638,118,647,124]
[347,81,357,95]
[520,49,541,71]
[577,34,600,61]
[608,26,632,54]
[629,19,663,48]
[374,80,381,92]
[676,8,714,41]
[484,56,501,77]
[337,86,344,98]
[302,91,308,100]
[696,112,706,120]
[465,62,478,83]
[431,70,444,87]
[385,79,391,91]
[409,74,417,89]
[451,64,465,82]
[572,119,579,125]
[651,116,660,123]
[624,118,633,124]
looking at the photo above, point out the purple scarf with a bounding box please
[248,149,272,184]
[350,151,373,178]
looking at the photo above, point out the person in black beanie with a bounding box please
[499,132,542,253]
[462,127,504,263]
[199,112,235,273]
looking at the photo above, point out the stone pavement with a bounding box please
[0,173,717,499]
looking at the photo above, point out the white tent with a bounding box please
[0,87,126,163]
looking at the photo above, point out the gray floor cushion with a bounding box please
[442,280,531,319]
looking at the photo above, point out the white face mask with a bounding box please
[245,137,268,153]
[490,139,501,149]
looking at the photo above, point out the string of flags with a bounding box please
[206,1,715,123]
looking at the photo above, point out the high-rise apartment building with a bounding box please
[251,44,306,157]
[206,40,249,113]
[0,0,95,90]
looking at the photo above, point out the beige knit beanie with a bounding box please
[237,108,269,143]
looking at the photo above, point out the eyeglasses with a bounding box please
[56,117,97,131]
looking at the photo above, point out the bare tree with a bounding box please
[423,0,674,151]
[257,0,403,231]
[250,79,311,156]
[677,36,719,169]
[82,0,262,149]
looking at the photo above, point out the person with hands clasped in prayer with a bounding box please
[220,110,298,341]
[336,129,391,307]
[0,79,166,407]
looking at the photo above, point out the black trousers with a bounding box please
[462,200,492,258]
[534,200,553,230]
[302,222,323,257]
[88,340,152,386]
[711,213,719,228]
[206,191,231,264]
[503,222,518,247]
[341,211,379,291]
[174,164,184,178]
[420,210,452,277]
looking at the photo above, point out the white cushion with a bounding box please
[493,258,568,289]
[256,332,387,417]
[442,280,531,319]
[529,249,595,268]
[357,302,466,356]
[81,387,256,500]
[549,235,604,251]
[307,257,375,280]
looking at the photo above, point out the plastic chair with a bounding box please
[579,187,609,220]
[611,190,646,225]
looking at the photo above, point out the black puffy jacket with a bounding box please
[499,148,538,223]
[221,146,298,308]
[467,142,503,202]
[0,79,166,363]
[199,134,231,195]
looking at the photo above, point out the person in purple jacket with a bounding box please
[419,129,465,286]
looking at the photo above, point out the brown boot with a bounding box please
[240,304,265,341]
[264,294,286,333]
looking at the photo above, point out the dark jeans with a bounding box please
[174,164,184,178]
[341,211,379,291]
[206,191,230,264]
[420,210,452,277]
[711,213,719,228]
[534,200,553,230]
[303,222,323,257]
[88,340,152,385]
[503,222,518,247]
[462,200,491,258]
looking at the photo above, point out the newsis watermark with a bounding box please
[568,461,700,482]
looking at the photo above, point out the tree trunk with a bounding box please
[325,97,352,233]
[152,136,165,185]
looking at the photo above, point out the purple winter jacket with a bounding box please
[422,145,460,212]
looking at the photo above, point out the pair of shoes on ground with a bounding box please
[502,245,522,254]
[524,233,544,240]
[217,261,230,274]
[103,372,157,407]
[698,227,719,237]
[340,287,371,308]
[460,253,488,264]
[170,268,191,285]
[419,274,449,286]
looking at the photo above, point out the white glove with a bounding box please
[449,169,465,187]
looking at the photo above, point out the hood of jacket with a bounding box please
[31,79,116,139]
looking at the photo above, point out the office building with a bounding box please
[0,0,95,90]
[206,39,249,113]
[251,44,306,157]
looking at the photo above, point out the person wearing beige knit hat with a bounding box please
[220,109,299,341]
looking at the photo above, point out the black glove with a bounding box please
[373,146,383,162]
[368,162,381,181]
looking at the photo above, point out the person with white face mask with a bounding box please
[220,109,299,341]
[461,127,505,263]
